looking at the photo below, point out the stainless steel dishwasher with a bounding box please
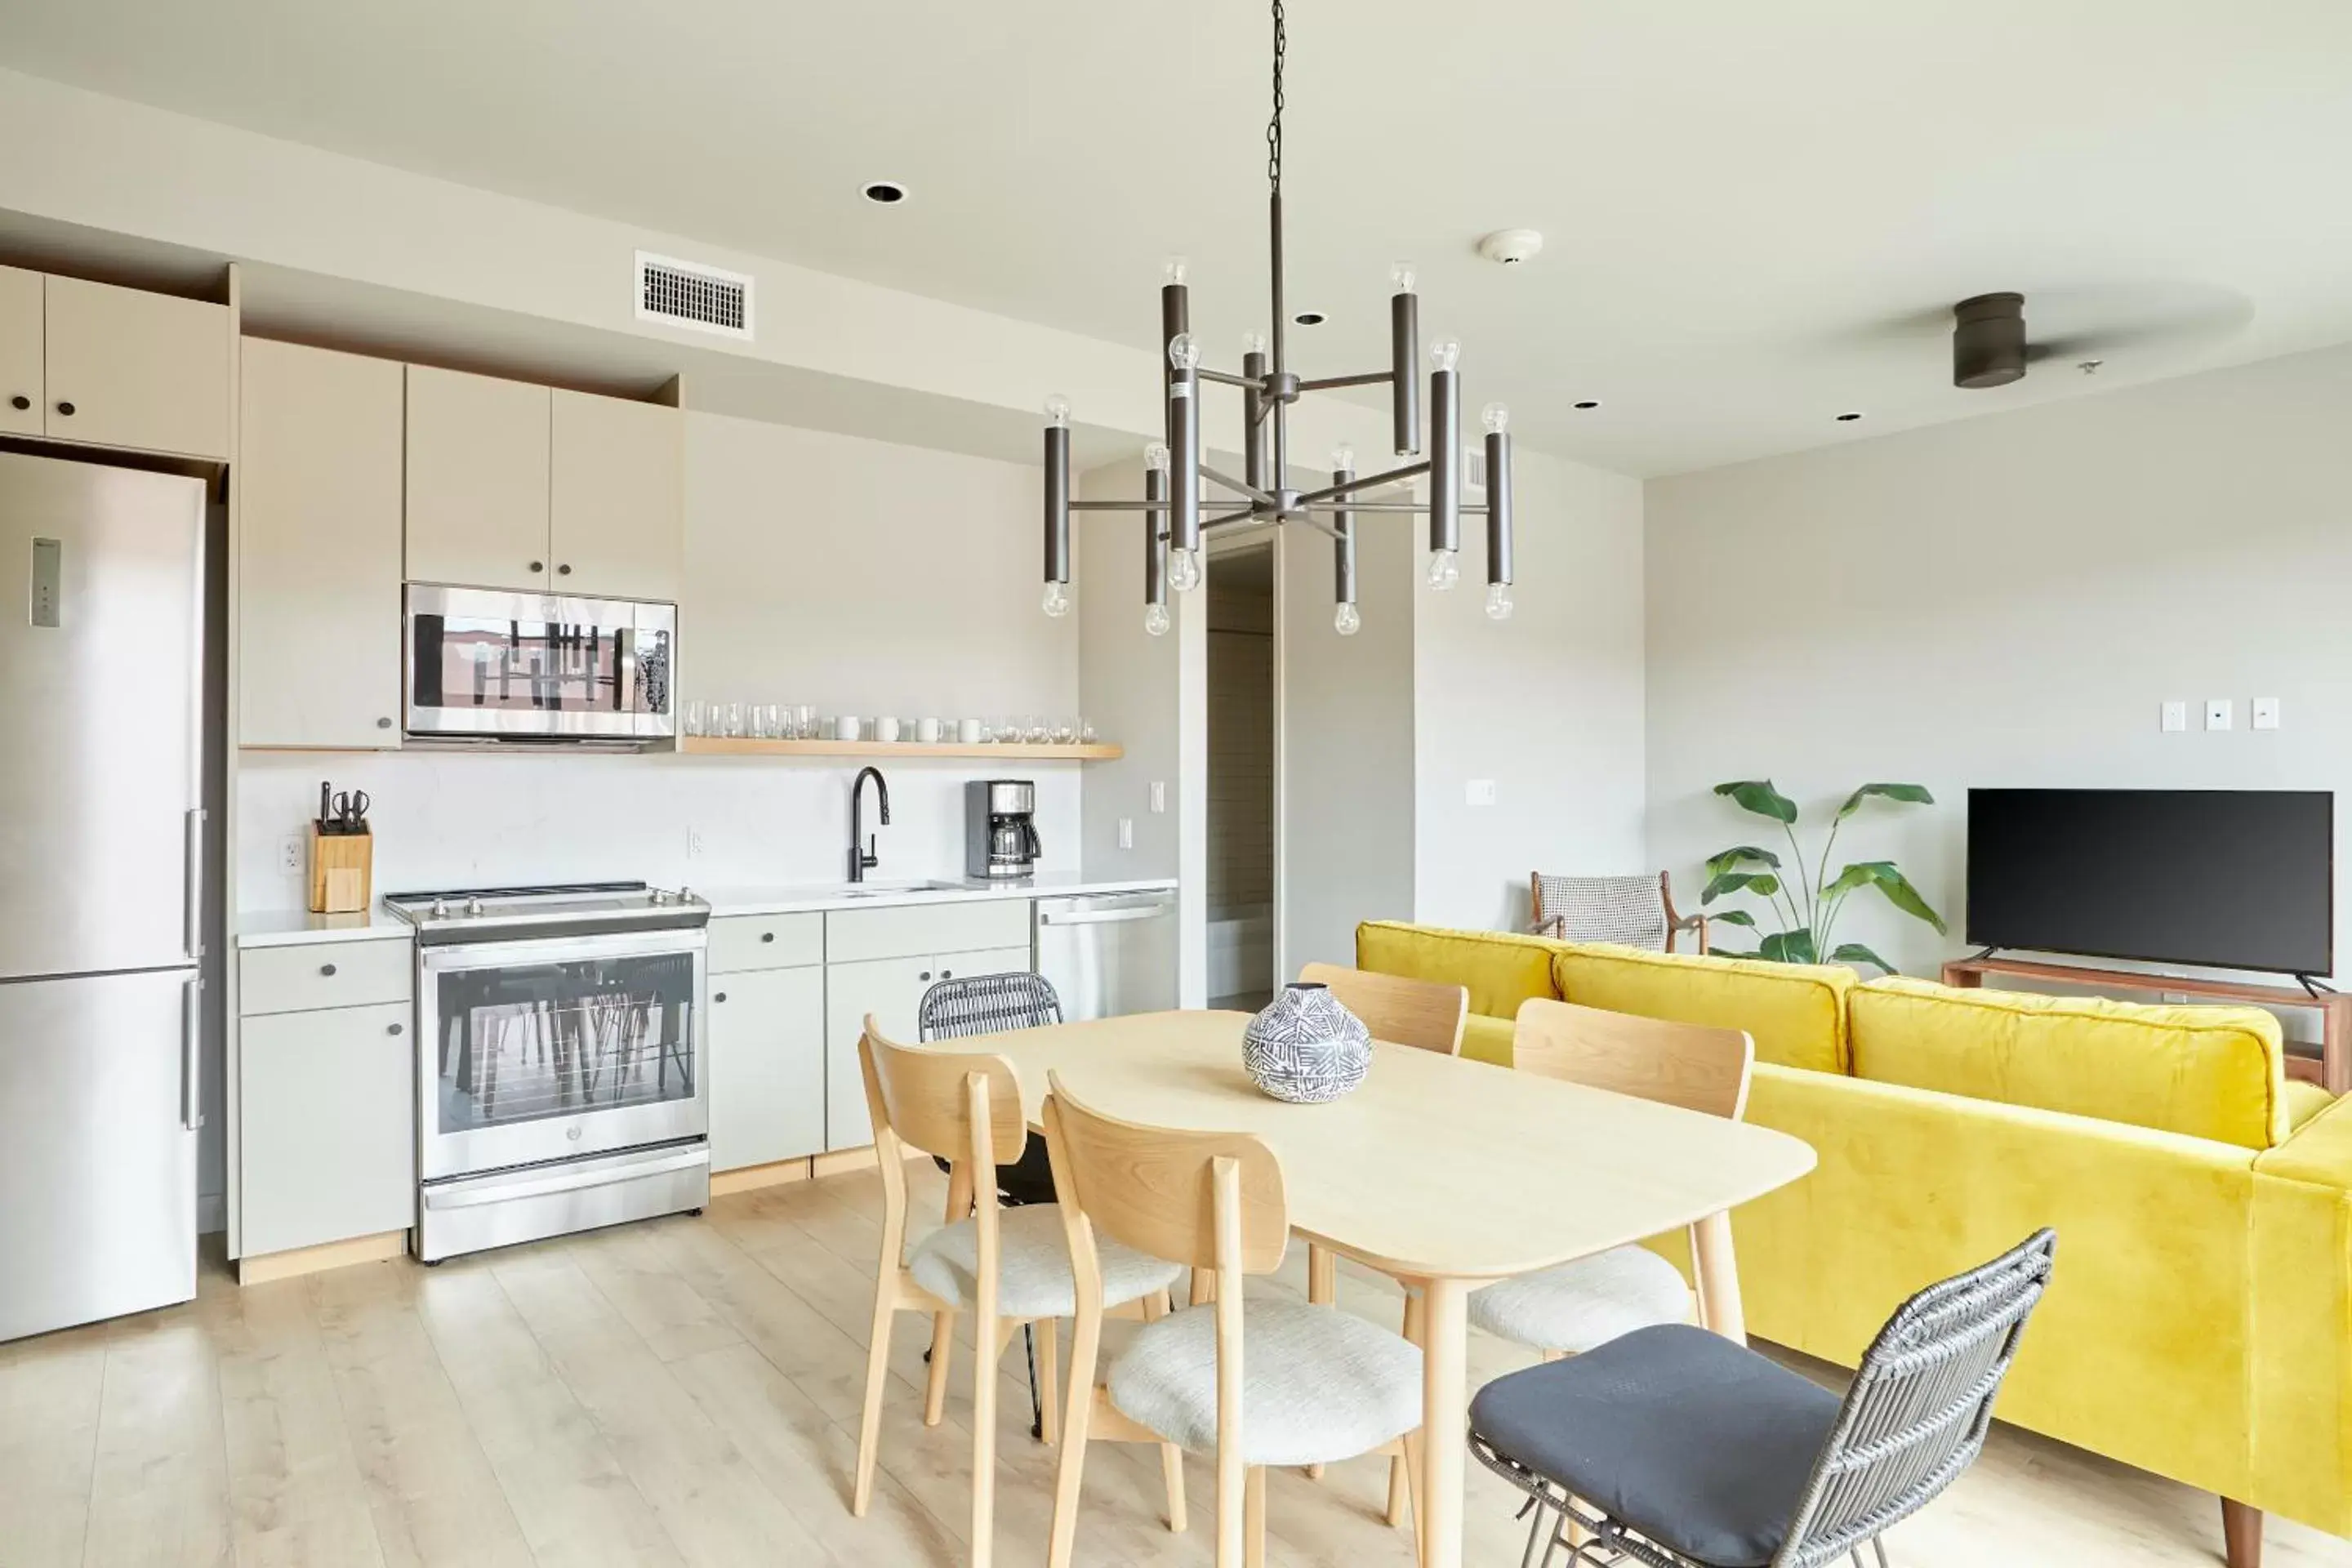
[1034,890,1178,1020]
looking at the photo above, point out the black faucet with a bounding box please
[849,766,890,882]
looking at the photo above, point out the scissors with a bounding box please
[329,789,371,835]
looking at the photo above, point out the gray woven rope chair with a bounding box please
[919,970,1067,1439]
[1468,1227,2056,1568]
[1531,871,1708,954]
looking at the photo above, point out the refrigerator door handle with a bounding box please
[180,977,203,1130]
[183,808,207,960]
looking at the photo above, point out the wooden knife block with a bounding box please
[308,826,373,914]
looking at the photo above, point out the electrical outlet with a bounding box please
[1118,817,1134,849]
[687,826,705,859]
[2205,698,2233,732]
[2253,697,2280,731]
[1149,781,1166,814]
[278,835,303,873]
[1466,778,1497,807]
[2160,701,2187,733]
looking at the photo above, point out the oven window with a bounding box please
[411,611,630,715]
[429,951,697,1134]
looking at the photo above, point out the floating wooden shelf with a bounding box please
[679,737,1122,761]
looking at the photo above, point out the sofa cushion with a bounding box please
[1356,921,1562,1022]
[1849,977,2288,1150]
[1548,944,1854,1075]
[1459,1013,1517,1068]
[2284,1078,2336,1134]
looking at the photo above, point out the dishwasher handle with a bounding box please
[1038,904,1170,927]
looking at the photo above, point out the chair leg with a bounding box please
[1303,1245,1336,1481]
[1387,1290,1423,1536]
[1191,1266,1217,1306]
[1047,1305,1101,1568]
[852,1287,897,1517]
[1142,1290,1187,1535]
[972,1295,1000,1568]
[924,1309,956,1426]
[1243,1464,1267,1568]
[1035,1317,1061,1446]
[2221,1498,2263,1568]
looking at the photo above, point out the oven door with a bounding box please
[416,928,706,1181]
[405,584,675,742]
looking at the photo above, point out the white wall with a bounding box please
[1646,343,2352,983]
[1414,447,1649,933]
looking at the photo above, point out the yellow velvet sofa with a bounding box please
[1356,920,2352,1561]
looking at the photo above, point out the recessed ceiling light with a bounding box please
[1835,411,1864,422]
[1293,310,1326,326]
[1573,399,1601,411]
[862,181,908,205]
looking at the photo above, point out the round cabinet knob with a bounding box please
[919,971,932,982]
[528,560,545,573]
[8,395,27,411]
[319,963,338,977]
[387,1022,404,1036]
[376,716,393,729]
[940,969,953,979]
[55,400,75,417]
[760,932,775,944]
[713,991,728,1004]
[557,564,573,576]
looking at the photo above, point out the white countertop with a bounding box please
[235,875,1175,948]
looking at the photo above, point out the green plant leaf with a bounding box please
[1820,862,1876,898]
[1856,862,1947,933]
[1829,941,1899,974]
[1709,909,1757,929]
[1758,929,1819,964]
[1701,871,1780,906]
[1714,780,1798,824]
[1838,782,1935,817]
[1709,947,1762,960]
[1704,844,1783,878]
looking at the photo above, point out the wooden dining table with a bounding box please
[959,1008,1820,1568]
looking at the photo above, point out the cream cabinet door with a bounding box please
[238,339,406,748]
[550,390,682,600]
[931,945,1036,987]
[0,265,40,438]
[707,965,826,1172]
[822,955,933,1151]
[404,364,551,590]
[238,1002,416,1258]
[44,274,230,458]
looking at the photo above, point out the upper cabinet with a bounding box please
[44,274,230,459]
[0,265,42,438]
[406,366,682,602]
[238,339,405,749]
[404,364,552,592]
[550,389,683,600]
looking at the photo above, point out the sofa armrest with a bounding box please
[2252,1090,2352,1534]
[2258,1089,2352,1187]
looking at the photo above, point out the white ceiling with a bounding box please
[4,0,2350,474]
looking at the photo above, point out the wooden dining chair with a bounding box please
[1040,1071,1425,1568]
[850,1019,1186,1568]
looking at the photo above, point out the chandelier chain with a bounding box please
[1267,0,1285,198]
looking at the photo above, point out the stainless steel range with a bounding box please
[384,881,710,1262]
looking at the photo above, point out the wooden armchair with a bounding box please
[1530,871,1708,955]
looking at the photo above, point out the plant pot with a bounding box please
[1242,982,1372,1104]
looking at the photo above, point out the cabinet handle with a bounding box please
[558,564,573,576]
[387,1022,404,1036]
[714,991,728,1004]
[528,560,545,573]
[55,400,75,417]
[760,931,775,943]
[376,716,393,729]
[7,395,26,411]
[319,962,338,977]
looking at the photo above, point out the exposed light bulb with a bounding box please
[1241,329,1269,359]
[1164,256,1189,287]
[1330,444,1355,474]
[1041,580,1071,617]
[1144,602,1171,637]
[1043,394,1071,428]
[1168,547,1204,592]
[1392,261,1417,294]
[1168,332,1201,372]
[1481,402,1510,435]
[1426,547,1461,590]
[1144,439,1170,473]
[1334,601,1361,636]
[1485,582,1514,621]
[1430,338,1461,374]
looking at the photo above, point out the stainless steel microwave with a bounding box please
[404,585,675,744]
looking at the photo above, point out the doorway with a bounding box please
[1205,542,1277,1011]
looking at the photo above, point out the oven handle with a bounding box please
[420,927,708,970]
[422,1147,710,1210]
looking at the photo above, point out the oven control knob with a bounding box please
[566,1125,582,1142]
[465,897,483,917]
[430,898,449,919]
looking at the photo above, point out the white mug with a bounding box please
[916,717,942,743]
[959,718,985,744]
[875,715,901,743]
[836,715,862,742]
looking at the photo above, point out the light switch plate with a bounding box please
[1118,817,1134,849]
[2160,701,2187,733]
[2205,698,2233,732]
[1466,778,1497,807]
[1149,782,1166,813]
[2252,697,2280,731]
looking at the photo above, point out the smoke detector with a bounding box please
[1477,229,1544,265]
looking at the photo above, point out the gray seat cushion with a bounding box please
[1468,1324,1840,1568]
[1108,1299,1422,1468]
[908,1204,1185,1319]
[1467,1244,1692,1352]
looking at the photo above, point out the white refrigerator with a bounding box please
[0,450,206,1343]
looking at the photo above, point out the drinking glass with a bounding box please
[757,703,782,740]
[1027,715,1049,744]
[793,705,815,742]
[684,699,708,737]
[721,702,746,738]
[1079,716,1097,744]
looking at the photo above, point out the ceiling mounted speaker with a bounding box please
[1953,292,2027,389]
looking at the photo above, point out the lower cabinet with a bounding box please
[707,964,826,1173]
[823,942,1034,1151]
[239,1000,414,1257]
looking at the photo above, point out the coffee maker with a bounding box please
[965,780,1040,879]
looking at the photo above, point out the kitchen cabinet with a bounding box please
[238,338,405,748]
[43,274,230,459]
[0,265,40,438]
[239,937,412,1016]
[822,938,1036,1151]
[708,964,826,1172]
[404,363,552,590]
[238,999,415,1257]
[550,389,682,600]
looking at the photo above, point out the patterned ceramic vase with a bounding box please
[1242,982,1372,1104]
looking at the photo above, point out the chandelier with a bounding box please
[1040,0,1516,638]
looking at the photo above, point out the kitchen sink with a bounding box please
[831,880,971,899]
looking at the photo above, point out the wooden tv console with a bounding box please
[1940,955,2349,1094]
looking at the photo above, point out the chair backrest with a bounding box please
[858,1016,1028,1171]
[920,971,1064,1041]
[1772,1229,2059,1567]
[1297,962,1468,1056]
[1039,1071,1287,1276]
[1531,872,1670,950]
[1511,998,1754,1120]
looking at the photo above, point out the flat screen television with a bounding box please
[1966,789,2333,975]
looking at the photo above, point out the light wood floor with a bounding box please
[2,1160,2345,1568]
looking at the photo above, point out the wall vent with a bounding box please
[635,252,754,341]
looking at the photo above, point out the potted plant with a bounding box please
[1702,780,1945,973]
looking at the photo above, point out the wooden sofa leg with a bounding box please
[2221,1498,2262,1568]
